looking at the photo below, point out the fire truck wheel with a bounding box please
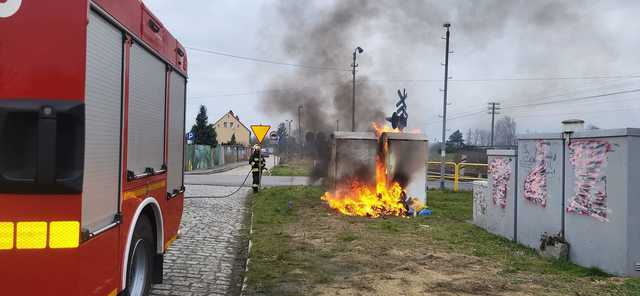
[124,215,155,296]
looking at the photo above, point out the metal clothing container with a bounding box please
[485,149,518,240]
[563,128,640,276]
[516,133,564,249]
[381,132,429,204]
[328,132,378,190]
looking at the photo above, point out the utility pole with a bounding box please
[440,23,451,190]
[285,119,293,156]
[488,102,501,147]
[336,119,339,131]
[298,105,303,148]
[351,46,364,131]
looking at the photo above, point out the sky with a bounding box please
[143,0,640,142]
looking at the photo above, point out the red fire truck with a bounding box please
[1,1,187,295]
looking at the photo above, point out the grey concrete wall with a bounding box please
[517,138,564,249]
[486,150,517,240]
[564,135,629,275]
[626,136,640,276]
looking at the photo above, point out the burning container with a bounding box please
[563,128,640,276]
[328,131,378,190]
[381,132,428,204]
[516,134,564,249]
[485,149,518,240]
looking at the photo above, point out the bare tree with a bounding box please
[495,116,517,146]
[471,128,491,146]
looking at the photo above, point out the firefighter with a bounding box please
[249,144,266,192]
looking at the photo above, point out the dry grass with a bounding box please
[245,187,640,296]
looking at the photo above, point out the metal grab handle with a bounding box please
[36,106,57,185]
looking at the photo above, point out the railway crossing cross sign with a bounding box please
[251,125,271,144]
[386,88,408,131]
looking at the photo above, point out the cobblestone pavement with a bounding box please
[150,185,251,296]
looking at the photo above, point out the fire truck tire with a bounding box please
[123,215,155,296]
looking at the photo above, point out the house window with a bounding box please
[230,122,234,128]
[224,122,227,128]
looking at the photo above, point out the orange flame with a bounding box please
[322,127,405,218]
[372,122,400,138]
[321,122,425,217]
[322,158,407,218]
[372,122,420,137]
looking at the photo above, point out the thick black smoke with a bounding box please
[260,1,389,134]
[258,0,625,182]
[259,0,616,133]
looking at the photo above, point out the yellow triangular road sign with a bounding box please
[251,125,271,144]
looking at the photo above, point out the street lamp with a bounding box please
[352,46,364,132]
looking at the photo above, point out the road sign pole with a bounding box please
[250,124,271,191]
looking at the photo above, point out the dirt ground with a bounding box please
[289,214,546,296]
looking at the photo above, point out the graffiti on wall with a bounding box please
[473,181,489,216]
[489,158,512,208]
[566,139,613,222]
[523,141,550,207]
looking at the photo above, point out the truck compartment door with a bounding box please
[82,10,123,233]
[127,44,166,177]
[167,72,186,196]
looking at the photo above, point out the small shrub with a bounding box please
[540,232,568,251]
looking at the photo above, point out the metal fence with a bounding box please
[184,144,249,171]
[427,161,488,191]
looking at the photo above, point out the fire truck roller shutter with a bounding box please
[82,10,123,233]
[167,72,186,194]
[127,43,166,175]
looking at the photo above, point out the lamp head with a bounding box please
[356,46,364,54]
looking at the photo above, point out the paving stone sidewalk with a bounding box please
[150,185,251,296]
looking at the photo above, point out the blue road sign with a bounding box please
[187,132,195,141]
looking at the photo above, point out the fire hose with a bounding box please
[184,169,254,199]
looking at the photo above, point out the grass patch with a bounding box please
[246,187,637,296]
[269,160,313,176]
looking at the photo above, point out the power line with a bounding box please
[425,109,485,125]
[460,79,640,112]
[187,82,352,99]
[371,74,640,83]
[185,46,350,72]
[426,87,640,126]
[187,75,640,99]
[447,78,640,115]
[189,88,301,99]
[188,45,640,79]
[513,105,640,120]
[503,88,640,110]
